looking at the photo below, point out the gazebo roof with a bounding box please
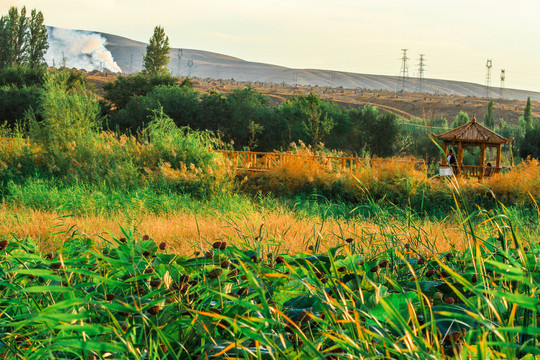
[433,115,513,145]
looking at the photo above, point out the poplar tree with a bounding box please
[0,6,48,68]
[524,97,533,127]
[27,9,48,66]
[143,26,170,76]
[484,100,494,129]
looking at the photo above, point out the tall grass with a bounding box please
[1,178,539,359]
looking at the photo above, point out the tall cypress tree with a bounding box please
[143,26,170,76]
[524,97,533,127]
[484,100,494,129]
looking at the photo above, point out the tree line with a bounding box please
[1,13,539,162]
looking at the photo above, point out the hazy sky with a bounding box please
[2,0,540,92]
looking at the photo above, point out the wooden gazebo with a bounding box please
[432,115,513,179]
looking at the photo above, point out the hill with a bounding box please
[94,29,540,103]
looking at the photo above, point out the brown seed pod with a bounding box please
[119,237,127,243]
[142,251,151,257]
[120,322,130,332]
[444,297,455,305]
[426,269,435,278]
[227,292,240,298]
[417,258,426,265]
[308,245,314,251]
[379,260,389,268]
[159,242,167,251]
[238,287,249,296]
[106,294,116,301]
[440,271,450,278]
[219,242,227,250]
[275,256,285,264]
[142,235,150,241]
[298,310,311,322]
[0,240,8,250]
[205,250,215,259]
[147,305,160,315]
[212,241,222,249]
[228,269,239,277]
[345,238,354,243]
[445,252,454,261]
[208,268,223,279]
[370,265,380,273]
[404,243,410,250]
[250,255,258,263]
[471,274,478,283]
[144,267,154,274]
[150,279,162,288]
[337,266,347,273]
[220,260,230,269]
[50,263,62,270]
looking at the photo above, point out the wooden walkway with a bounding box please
[215,150,421,172]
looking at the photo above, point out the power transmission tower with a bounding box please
[187,59,194,76]
[399,49,409,92]
[485,59,492,98]
[177,49,183,76]
[500,69,505,99]
[416,54,426,93]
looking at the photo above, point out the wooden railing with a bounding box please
[216,150,422,172]
[440,164,501,178]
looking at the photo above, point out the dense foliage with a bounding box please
[1,202,539,359]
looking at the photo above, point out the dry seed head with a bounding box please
[142,234,150,241]
[159,242,167,250]
[345,238,354,244]
[219,242,227,250]
[212,241,222,249]
[0,240,8,250]
[444,297,455,305]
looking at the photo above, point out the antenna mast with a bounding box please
[399,49,409,92]
[485,59,492,98]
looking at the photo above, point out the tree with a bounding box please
[484,100,494,130]
[0,6,48,68]
[27,9,48,67]
[524,97,533,128]
[143,26,170,76]
[452,111,469,128]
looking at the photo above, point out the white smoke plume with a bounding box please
[45,27,122,73]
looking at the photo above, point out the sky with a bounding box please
[2,0,540,92]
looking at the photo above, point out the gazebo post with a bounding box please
[496,144,502,173]
[457,141,463,176]
[442,142,448,165]
[480,143,486,180]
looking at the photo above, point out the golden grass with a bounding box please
[0,204,470,256]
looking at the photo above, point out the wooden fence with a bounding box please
[215,150,422,172]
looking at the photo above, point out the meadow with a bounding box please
[1,70,540,359]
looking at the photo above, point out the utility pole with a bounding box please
[416,54,426,93]
[399,49,409,92]
[485,59,492,98]
[500,69,505,99]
